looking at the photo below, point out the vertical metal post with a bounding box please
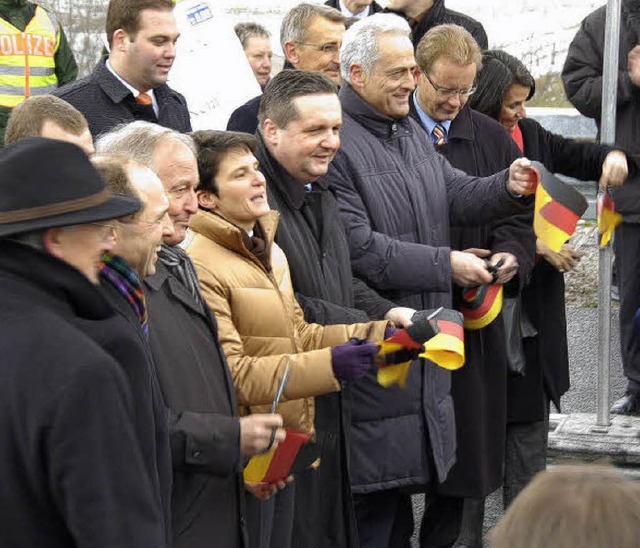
[596,0,622,428]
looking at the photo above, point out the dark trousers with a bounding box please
[615,223,640,392]
[354,490,414,548]
[503,398,550,508]
[419,496,485,548]
[245,482,295,548]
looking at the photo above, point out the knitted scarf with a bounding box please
[100,253,148,336]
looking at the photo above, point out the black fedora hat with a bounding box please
[0,137,141,238]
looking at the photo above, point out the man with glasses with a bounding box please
[227,3,346,134]
[410,25,534,548]
[325,15,534,548]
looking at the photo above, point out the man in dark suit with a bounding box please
[54,0,191,139]
[227,3,346,135]
[95,121,284,548]
[410,24,534,548]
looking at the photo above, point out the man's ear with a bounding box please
[283,41,299,66]
[349,64,367,91]
[42,226,65,259]
[262,119,280,146]
[111,28,129,52]
[196,189,217,211]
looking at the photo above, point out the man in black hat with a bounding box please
[0,137,167,548]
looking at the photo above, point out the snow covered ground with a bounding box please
[221,0,605,76]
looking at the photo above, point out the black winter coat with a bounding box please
[255,135,394,548]
[145,260,246,548]
[324,0,383,15]
[387,0,488,50]
[74,275,173,545]
[54,56,191,139]
[507,117,613,421]
[0,242,165,548]
[562,0,640,219]
[227,95,261,135]
[327,84,524,492]
[410,103,535,496]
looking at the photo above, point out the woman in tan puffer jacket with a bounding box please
[185,130,389,548]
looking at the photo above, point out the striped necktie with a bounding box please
[136,92,152,106]
[432,123,446,146]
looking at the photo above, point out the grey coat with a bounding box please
[326,84,524,492]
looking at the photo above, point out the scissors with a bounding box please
[263,360,291,453]
[271,360,291,414]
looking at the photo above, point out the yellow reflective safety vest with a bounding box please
[0,6,59,108]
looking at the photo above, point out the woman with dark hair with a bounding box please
[469,49,632,507]
[184,129,391,548]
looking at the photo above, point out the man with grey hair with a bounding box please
[227,3,346,134]
[96,121,285,548]
[326,13,535,548]
[234,22,273,90]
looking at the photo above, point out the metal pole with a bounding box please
[596,0,621,428]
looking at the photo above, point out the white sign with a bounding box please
[169,0,261,131]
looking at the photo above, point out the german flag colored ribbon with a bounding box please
[376,308,465,387]
[376,309,441,387]
[597,189,621,248]
[460,283,504,330]
[243,429,311,484]
[420,309,465,370]
[531,161,588,253]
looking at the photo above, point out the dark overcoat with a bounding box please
[387,0,488,50]
[0,241,165,548]
[145,260,247,548]
[410,103,535,496]
[255,135,394,548]
[73,275,173,544]
[54,56,192,139]
[227,95,261,135]
[508,117,612,421]
[326,84,525,493]
[562,0,640,218]
[324,0,384,14]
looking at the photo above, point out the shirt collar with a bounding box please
[105,59,158,115]
[412,90,451,137]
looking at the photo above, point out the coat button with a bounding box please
[391,123,397,131]
[192,450,201,458]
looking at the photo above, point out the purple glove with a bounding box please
[330,340,379,382]
[384,326,399,339]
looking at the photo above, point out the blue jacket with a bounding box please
[326,84,521,491]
